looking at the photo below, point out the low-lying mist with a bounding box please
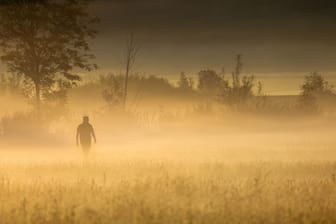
[2,75,336,224]
[1,86,336,165]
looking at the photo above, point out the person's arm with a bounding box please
[91,126,97,143]
[76,126,80,146]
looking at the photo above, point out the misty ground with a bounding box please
[1,92,336,223]
[1,122,336,223]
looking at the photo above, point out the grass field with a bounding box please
[0,115,336,224]
[1,144,336,224]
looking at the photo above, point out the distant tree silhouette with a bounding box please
[101,74,124,109]
[219,55,255,107]
[299,72,335,112]
[232,54,243,88]
[100,74,181,110]
[123,34,140,108]
[198,69,227,97]
[0,0,99,112]
[177,72,193,91]
[196,55,256,108]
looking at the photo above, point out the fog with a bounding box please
[1,1,336,223]
[1,86,336,166]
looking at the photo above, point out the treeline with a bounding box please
[97,55,257,109]
[1,55,336,116]
[0,0,335,119]
[94,56,336,115]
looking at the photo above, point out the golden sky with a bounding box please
[1,0,336,95]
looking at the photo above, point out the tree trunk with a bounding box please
[123,59,130,109]
[35,82,41,114]
[123,34,139,110]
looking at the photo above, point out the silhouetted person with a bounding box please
[76,116,96,156]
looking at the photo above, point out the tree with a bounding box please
[299,72,334,111]
[196,56,256,106]
[0,0,99,111]
[0,73,24,94]
[232,54,243,88]
[123,34,140,108]
[219,55,255,106]
[177,72,193,91]
[0,73,6,95]
[101,74,124,109]
[197,69,227,97]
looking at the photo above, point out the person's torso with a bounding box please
[78,123,92,140]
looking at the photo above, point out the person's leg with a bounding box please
[81,144,91,162]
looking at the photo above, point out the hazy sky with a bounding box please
[1,0,336,94]
[88,0,336,94]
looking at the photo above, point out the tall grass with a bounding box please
[0,154,335,224]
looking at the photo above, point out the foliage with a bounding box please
[0,73,25,94]
[220,55,256,107]
[0,0,98,107]
[177,72,194,91]
[299,72,335,112]
[197,69,228,97]
[100,74,124,109]
[197,55,257,109]
[99,74,178,108]
[137,75,175,95]
[219,75,255,106]
[0,73,6,94]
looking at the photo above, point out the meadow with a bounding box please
[1,118,336,224]
[0,0,335,223]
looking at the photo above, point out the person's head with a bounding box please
[83,116,89,124]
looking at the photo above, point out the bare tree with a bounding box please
[123,34,140,108]
[232,54,243,88]
[217,54,257,107]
